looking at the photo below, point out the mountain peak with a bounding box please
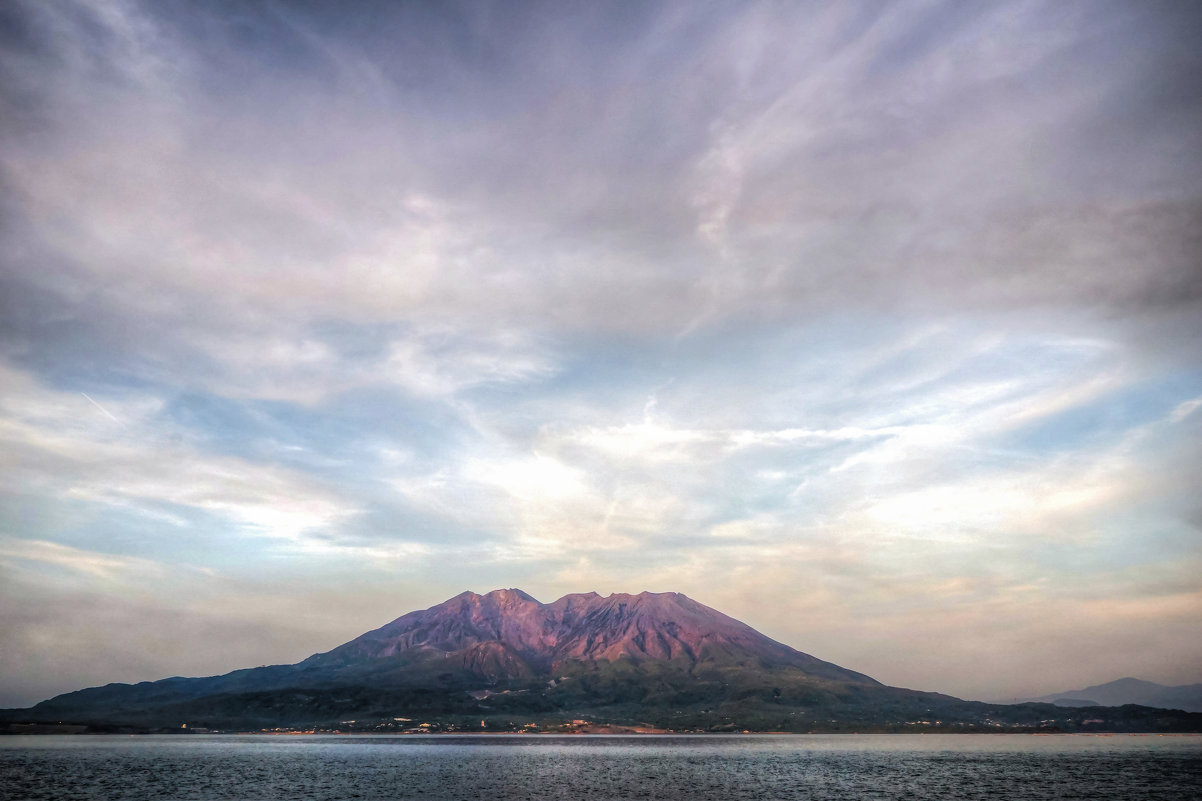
[487,587,537,598]
[1102,677,1158,689]
[1017,676,1202,712]
[481,588,540,604]
[305,588,878,686]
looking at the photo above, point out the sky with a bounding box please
[1,0,1200,708]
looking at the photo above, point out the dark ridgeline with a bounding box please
[1011,677,1202,713]
[4,589,1201,733]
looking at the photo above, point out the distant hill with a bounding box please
[1011,678,1202,713]
[4,590,1200,733]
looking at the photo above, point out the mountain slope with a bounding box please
[303,589,878,685]
[21,589,874,721]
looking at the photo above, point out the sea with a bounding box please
[2,733,1200,800]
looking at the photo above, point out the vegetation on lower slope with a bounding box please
[6,653,1201,733]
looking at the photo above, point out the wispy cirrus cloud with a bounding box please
[0,362,363,554]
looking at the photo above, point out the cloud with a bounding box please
[0,362,362,553]
[0,538,167,584]
[1170,397,1202,424]
[382,328,558,399]
[4,0,1198,371]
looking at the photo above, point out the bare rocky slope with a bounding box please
[302,588,877,684]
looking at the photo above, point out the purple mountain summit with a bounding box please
[303,588,877,684]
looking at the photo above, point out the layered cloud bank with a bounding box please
[1,0,1199,706]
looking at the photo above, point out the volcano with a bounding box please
[300,588,877,684]
[8,589,1200,733]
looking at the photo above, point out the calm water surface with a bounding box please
[2,733,1200,800]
